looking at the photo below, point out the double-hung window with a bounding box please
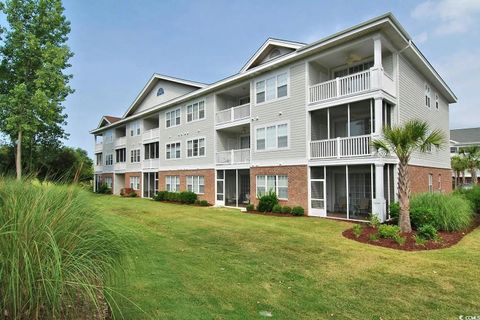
[255,72,288,104]
[435,93,439,110]
[105,154,113,166]
[165,176,180,192]
[187,176,205,194]
[95,153,102,165]
[144,142,159,159]
[428,174,433,193]
[187,101,205,122]
[166,142,181,159]
[129,122,140,136]
[115,148,126,163]
[425,84,431,108]
[187,138,205,157]
[256,123,288,151]
[256,175,288,199]
[166,108,181,128]
[130,176,140,190]
[130,149,140,163]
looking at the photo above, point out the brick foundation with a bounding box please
[408,165,452,194]
[250,165,308,212]
[125,172,142,192]
[158,169,215,204]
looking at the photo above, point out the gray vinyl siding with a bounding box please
[251,62,307,164]
[398,55,450,169]
[159,94,215,168]
[125,120,143,172]
[101,129,115,173]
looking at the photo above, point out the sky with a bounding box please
[10,0,480,155]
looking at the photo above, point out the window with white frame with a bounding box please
[95,153,102,166]
[104,131,113,143]
[166,142,181,159]
[435,93,439,110]
[104,153,113,166]
[187,101,205,122]
[165,176,180,192]
[255,72,288,104]
[144,142,159,159]
[187,176,205,194]
[115,148,126,163]
[256,175,288,199]
[425,84,431,108]
[104,177,112,189]
[438,174,442,190]
[129,121,141,136]
[256,123,288,151]
[130,149,140,163]
[166,108,181,128]
[187,138,205,157]
[130,176,140,190]
[428,174,433,193]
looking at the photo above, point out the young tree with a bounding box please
[0,0,73,180]
[451,155,467,188]
[372,120,445,233]
[459,146,480,185]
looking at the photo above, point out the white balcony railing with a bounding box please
[216,148,250,165]
[309,70,371,104]
[115,136,126,147]
[142,128,160,141]
[142,158,159,169]
[94,143,103,152]
[310,135,372,159]
[94,164,103,172]
[114,162,126,171]
[216,103,250,125]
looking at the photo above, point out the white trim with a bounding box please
[165,107,182,129]
[186,99,206,123]
[186,136,207,158]
[254,120,291,152]
[129,149,141,163]
[255,174,289,200]
[187,175,205,194]
[254,69,290,106]
[165,141,182,160]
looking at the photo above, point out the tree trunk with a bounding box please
[454,171,458,189]
[397,159,412,233]
[472,168,478,185]
[15,130,22,180]
[462,171,466,185]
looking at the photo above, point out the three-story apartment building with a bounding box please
[90,13,456,222]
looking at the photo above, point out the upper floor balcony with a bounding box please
[114,162,126,172]
[94,142,103,153]
[115,136,126,147]
[216,148,250,165]
[142,158,159,170]
[216,124,250,165]
[115,126,127,147]
[215,81,250,128]
[142,115,160,142]
[307,35,396,106]
[142,128,160,142]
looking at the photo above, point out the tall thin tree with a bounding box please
[372,120,445,233]
[0,0,73,179]
[459,146,480,185]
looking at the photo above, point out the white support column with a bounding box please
[371,36,383,90]
[93,174,97,193]
[372,162,386,222]
[373,97,383,136]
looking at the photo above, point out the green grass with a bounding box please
[93,194,480,319]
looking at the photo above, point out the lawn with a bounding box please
[93,194,480,319]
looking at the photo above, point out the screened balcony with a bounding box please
[142,115,160,142]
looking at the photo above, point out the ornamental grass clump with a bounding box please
[0,179,124,319]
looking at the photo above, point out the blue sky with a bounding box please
[27,1,480,154]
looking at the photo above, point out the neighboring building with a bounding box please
[450,127,480,184]
[90,13,456,222]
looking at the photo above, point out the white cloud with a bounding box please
[412,0,480,35]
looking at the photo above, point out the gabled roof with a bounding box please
[239,38,305,73]
[450,127,480,144]
[122,73,207,118]
[97,116,121,129]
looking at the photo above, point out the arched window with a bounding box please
[157,87,164,96]
[269,48,281,59]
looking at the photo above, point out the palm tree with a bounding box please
[451,155,467,188]
[372,120,445,233]
[459,146,480,185]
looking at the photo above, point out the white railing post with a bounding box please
[336,137,341,158]
[336,78,340,98]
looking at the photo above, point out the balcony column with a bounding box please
[372,162,386,222]
[373,97,383,136]
[371,36,383,90]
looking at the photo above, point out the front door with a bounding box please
[310,167,326,216]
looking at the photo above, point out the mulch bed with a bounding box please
[343,215,480,251]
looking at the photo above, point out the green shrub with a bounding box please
[417,224,438,240]
[389,202,400,222]
[246,204,255,211]
[369,232,379,241]
[414,235,427,246]
[96,182,111,194]
[455,186,480,213]
[291,206,305,216]
[393,234,406,245]
[352,224,363,238]
[179,191,197,204]
[0,179,124,319]
[198,200,209,206]
[369,214,381,229]
[166,192,178,202]
[410,193,473,231]
[272,204,282,213]
[154,191,168,201]
[378,224,401,239]
[281,206,292,214]
[409,206,435,230]
[128,191,137,197]
[257,192,278,212]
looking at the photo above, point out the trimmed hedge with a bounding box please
[272,204,282,213]
[153,191,197,204]
[291,206,305,216]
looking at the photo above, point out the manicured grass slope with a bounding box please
[94,195,480,320]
